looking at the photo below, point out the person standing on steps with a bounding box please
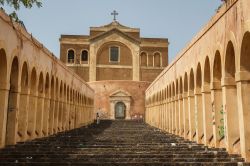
[96,112,100,125]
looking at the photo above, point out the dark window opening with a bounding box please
[81,50,88,62]
[110,46,119,62]
[68,50,75,63]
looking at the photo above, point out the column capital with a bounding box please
[187,90,194,97]
[221,77,236,87]
[210,81,222,90]
[201,84,210,93]
[178,94,183,100]
[194,88,201,95]
[235,71,250,82]
[182,92,188,98]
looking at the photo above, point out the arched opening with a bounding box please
[6,57,19,145]
[154,52,161,67]
[65,86,69,130]
[239,31,250,160]
[27,68,37,138]
[71,90,76,129]
[62,83,66,130]
[18,62,29,141]
[183,73,189,139]
[212,51,223,147]
[69,89,73,129]
[75,93,78,127]
[58,81,63,131]
[0,49,8,147]
[224,41,240,153]
[240,32,250,72]
[36,72,44,137]
[0,49,7,87]
[195,63,203,143]
[74,92,78,127]
[179,77,184,136]
[170,83,175,133]
[54,78,59,133]
[202,57,213,146]
[140,52,147,66]
[67,49,75,64]
[175,80,179,135]
[189,69,195,141]
[81,50,88,64]
[165,86,168,131]
[49,77,54,135]
[115,102,126,119]
[43,73,50,136]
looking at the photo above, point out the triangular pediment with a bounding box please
[89,28,141,44]
[110,89,131,97]
[90,21,140,32]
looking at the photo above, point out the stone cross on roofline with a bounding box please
[111,10,118,21]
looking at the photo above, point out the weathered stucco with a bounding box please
[0,9,95,148]
[89,81,150,120]
[145,0,250,161]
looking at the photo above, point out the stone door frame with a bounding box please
[109,90,131,120]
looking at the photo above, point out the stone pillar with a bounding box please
[0,85,9,148]
[168,99,171,133]
[175,97,179,135]
[150,107,152,125]
[48,96,55,135]
[125,101,131,120]
[222,77,240,153]
[74,101,78,128]
[63,96,69,130]
[172,98,175,134]
[183,92,189,139]
[164,103,167,131]
[27,92,38,139]
[132,47,140,81]
[78,101,82,127]
[54,96,59,133]
[194,88,203,144]
[236,71,250,161]
[36,93,45,137]
[211,81,223,148]
[110,102,115,119]
[168,99,172,133]
[6,89,20,145]
[43,95,50,136]
[62,97,66,130]
[188,91,195,141]
[58,96,63,131]
[89,44,96,82]
[159,103,162,129]
[18,89,30,141]
[201,85,213,146]
[82,103,85,125]
[178,94,183,136]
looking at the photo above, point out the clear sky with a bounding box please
[2,0,222,62]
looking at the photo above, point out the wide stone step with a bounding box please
[0,120,248,165]
[0,162,247,166]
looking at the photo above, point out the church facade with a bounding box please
[60,19,168,119]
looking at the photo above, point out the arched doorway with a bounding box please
[115,102,126,119]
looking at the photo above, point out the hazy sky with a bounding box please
[2,0,222,62]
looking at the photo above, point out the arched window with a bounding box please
[154,52,161,67]
[110,46,119,62]
[67,49,75,63]
[81,50,88,63]
[140,52,147,66]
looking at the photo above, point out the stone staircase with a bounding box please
[0,120,248,165]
